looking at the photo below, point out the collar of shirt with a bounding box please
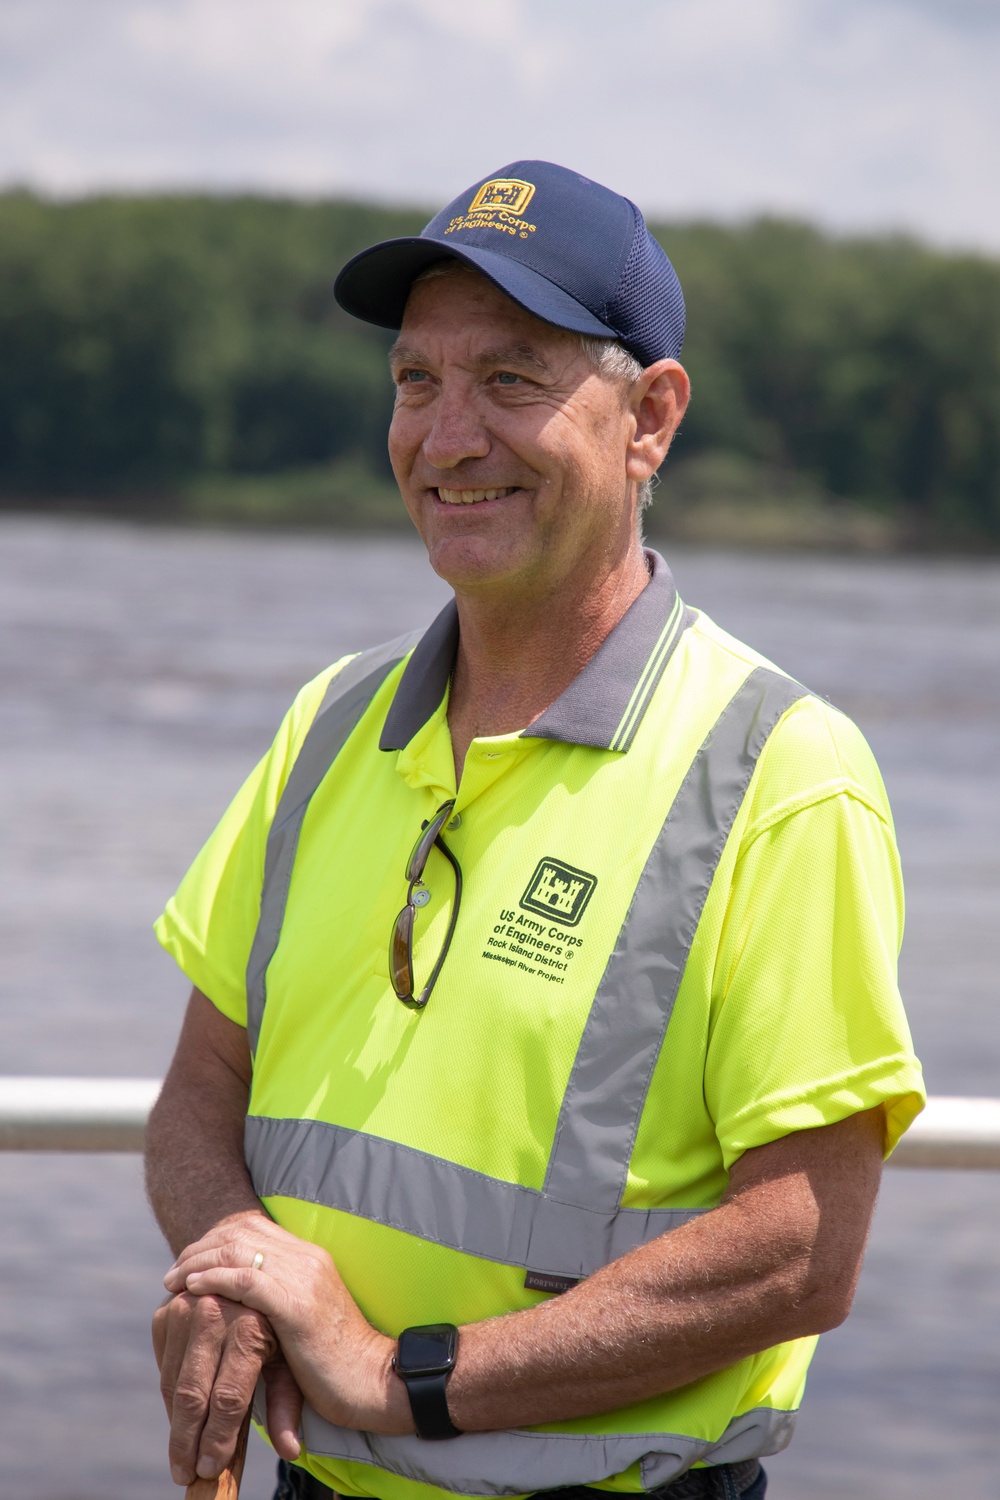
[381,550,689,781]
[393,704,529,806]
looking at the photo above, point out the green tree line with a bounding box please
[1,191,999,543]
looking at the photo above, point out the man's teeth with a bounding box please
[437,486,516,505]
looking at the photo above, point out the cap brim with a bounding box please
[334,237,618,342]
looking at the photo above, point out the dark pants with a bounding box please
[273,1459,767,1500]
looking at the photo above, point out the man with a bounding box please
[148,161,924,1500]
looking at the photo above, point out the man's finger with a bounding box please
[164,1239,254,1294]
[263,1358,304,1462]
[157,1293,209,1423]
[191,1360,257,1481]
[152,1294,175,1369]
[185,1409,252,1500]
[183,1265,287,1321]
[165,1214,288,1291]
[192,1309,277,1481]
[163,1295,230,1485]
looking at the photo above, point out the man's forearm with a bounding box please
[449,1192,818,1430]
[145,987,265,1254]
[443,1106,884,1432]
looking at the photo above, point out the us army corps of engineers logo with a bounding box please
[481,858,597,985]
[519,858,597,927]
[468,177,536,216]
[445,177,539,241]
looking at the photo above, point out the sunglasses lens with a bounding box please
[390,905,415,998]
[405,826,436,883]
[393,801,458,1007]
[405,801,455,882]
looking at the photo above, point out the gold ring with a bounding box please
[251,1252,264,1272]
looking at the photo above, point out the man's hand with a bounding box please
[153,1283,303,1487]
[164,1216,411,1437]
[152,1198,306,1487]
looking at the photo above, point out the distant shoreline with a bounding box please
[1,193,998,551]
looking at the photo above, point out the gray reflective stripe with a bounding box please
[245,630,421,1055]
[543,665,808,1214]
[245,1114,704,1275]
[245,664,809,1277]
[284,1401,796,1496]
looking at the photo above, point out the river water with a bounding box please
[0,515,997,1500]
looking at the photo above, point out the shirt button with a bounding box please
[447,813,462,830]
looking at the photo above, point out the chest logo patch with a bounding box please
[519,859,597,927]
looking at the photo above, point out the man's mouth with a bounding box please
[436,486,519,506]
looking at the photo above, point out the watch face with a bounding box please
[397,1323,458,1377]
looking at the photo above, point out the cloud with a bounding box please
[0,0,997,251]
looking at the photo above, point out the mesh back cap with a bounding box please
[334,160,685,367]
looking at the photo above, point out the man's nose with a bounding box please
[421,388,490,471]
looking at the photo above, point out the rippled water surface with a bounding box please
[1,516,998,1499]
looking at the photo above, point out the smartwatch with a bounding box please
[392,1323,463,1440]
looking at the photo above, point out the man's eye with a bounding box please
[495,372,521,385]
[402,369,428,383]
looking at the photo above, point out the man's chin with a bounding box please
[422,532,535,592]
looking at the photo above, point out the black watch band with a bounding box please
[402,1369,463,1441]
[393,1323,463,1441]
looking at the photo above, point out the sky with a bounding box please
[1,0,999,251]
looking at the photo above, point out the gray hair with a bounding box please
[410,260,655,516]
[576,337,653,513]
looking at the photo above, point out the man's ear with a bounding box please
[625,360,690,486]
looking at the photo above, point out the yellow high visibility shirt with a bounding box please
[156,553,924,1500]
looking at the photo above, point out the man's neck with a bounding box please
[447,544,651,784]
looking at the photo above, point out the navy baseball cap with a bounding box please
[334,160,685,367]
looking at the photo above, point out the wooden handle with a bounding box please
[185,1409,252,1500]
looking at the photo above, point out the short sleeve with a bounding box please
[153,660,349,1025]
[705,702,925,1167]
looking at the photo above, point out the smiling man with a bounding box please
[147,161,924,1500]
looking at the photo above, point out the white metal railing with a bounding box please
[0,1077,160,1152]
[0,1079,998,1168]
[890,1096,1000,1170]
